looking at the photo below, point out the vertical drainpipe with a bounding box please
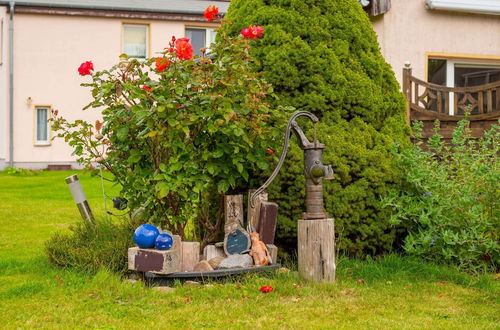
[8,1,14,167]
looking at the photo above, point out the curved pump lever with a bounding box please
[250,111,318,208]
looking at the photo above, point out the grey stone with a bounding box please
[184,280,200,286]
[193,260,213,272]
[208,256,225,269]
[218,254,253,269]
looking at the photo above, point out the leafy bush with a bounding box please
[52,26,292,244]
[45,218,135,274]
[383,119,500,272]
[223,0,410,254]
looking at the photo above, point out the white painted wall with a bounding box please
[8,12,206,168]
[0,6,7,169]
[372,0,500,84]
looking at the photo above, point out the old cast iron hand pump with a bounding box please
[250,111,333,220]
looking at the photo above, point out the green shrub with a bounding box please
[45,218,135,274]
[383,120,500,273]
[4,167,38,176]
[224,0,410,254]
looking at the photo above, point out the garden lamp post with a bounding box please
[251,111,336,282]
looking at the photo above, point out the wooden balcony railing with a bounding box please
[403,64,500,122]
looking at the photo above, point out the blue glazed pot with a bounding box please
[155,233,174,250]
[133,224,159,248]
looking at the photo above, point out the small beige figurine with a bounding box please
[249,232,271,266]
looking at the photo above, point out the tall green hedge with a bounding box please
[224,0,410,255]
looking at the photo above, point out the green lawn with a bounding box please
[0,170,499,329]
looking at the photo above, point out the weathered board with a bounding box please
[266,244,278,265]
[258,202,278,245]
[247,189,268,231]
[224,195,244,231]
[298,219,335,282]
[203,244,226,260]
[181,242,200,272]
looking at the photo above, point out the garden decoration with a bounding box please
[251,111,336,282]
[65,174,94,224]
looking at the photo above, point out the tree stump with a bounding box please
[298,219,335,282]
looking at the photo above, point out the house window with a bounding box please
[35,107,50,145]
[185,27,216,56]
[122,24,148,58]
[428,57,500,114]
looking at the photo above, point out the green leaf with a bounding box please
[257,160,268,170]
[217,180,229,193]
[116,126,129,141]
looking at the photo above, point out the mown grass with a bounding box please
[0,170,499,329]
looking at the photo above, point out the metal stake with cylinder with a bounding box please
[65,174,94,224]
[251,111,336,282]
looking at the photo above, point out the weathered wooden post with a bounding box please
[403,62,412,124]
[251,111,336,282]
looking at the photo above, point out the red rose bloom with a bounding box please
[169,47,174,53]
[175,38,194,61]
[204,5,219,22]
[156,57,170,72]
[241,25,264,39]
[78,61,94,76]
[142,85,151,93]
[259,286,274,293]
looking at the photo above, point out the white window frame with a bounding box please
[185,27,217,54]
[429,57,500,115]
[122,23,149,59]
[34,106,51,146]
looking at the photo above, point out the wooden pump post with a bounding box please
[251,111,336,282]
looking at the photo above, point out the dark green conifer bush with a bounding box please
[224,0,410,254]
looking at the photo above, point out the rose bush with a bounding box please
[53,9,292,244]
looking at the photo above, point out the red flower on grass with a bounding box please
[259,286,274,293]
[156,57,170,72]
[142,85,151,93]
[78,61,94,76]
[241,25,264,39]
[204,5,219,22]
[175,38,194,60]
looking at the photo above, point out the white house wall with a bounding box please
[9,13,191,169]
[0,6,7,169]
[372,0,500,83]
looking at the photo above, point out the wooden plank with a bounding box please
[298,219,335,282]
[454,92,459,114]
[258,202,278,245]
[247,189,267,232]
[181,242,200,272]
[486,90,493,113]
[224,195,244,231]
[496,88,500,111]
[414,83,419,108]
[437,90,442,114]
[203,244,226,261]
[478,91,484,113]
[266,244,278,265]
[444,91,449,114]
